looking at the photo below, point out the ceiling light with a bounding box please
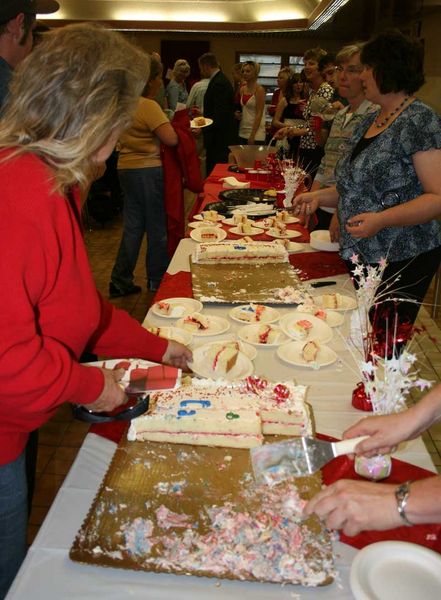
[309,0,351,30]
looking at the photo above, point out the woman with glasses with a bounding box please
[293,30,441,327]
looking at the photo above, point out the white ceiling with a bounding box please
[39,0,346,32]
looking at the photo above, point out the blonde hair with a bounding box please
[242,60,260,77]
[0,23,149,193]
[173,59,190,76]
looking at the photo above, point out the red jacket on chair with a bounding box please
[161,109,203,257]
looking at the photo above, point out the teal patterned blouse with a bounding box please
[336,99,441,263]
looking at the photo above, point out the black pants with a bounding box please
[312,208,334,231]
[345,245,441,328]
[298,147,324,180]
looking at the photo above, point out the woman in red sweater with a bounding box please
[0,24,191,598]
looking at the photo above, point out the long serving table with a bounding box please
[6,168,437,599]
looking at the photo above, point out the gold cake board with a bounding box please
[190,258,302,304]
[70,435,334,586]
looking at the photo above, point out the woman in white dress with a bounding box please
[236,61,266,145]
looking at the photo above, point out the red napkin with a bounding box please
[290,251,349,279]
[318,433,441,553]
[153,272,193,302]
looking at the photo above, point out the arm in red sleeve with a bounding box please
[87,293,168,362]
[0,219,104,432]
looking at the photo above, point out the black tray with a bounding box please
[218,188,273,203]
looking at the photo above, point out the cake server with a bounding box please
[250,435,369,484]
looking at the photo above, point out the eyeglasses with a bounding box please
[336,65,364,75]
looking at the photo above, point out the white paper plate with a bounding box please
[188,221,222,229]
[194,213,223,222]
[292,306,345,328]
[190,117,213,128]
[309,229,340,252]
[277,340,337,367]
[275,214,300,224]
[279,312,333,343]
[152,297,203,319]
[229,304,280,325]
[238,324,289,347]
[314,293,357,311]
[142,324,193,345]
[229,226,264,236]
[222,216,239,226]
[266,228,302,239]
[189,343,254,381]
[190,227,227,243]
[175,314,230,336]
[350,541,441,600]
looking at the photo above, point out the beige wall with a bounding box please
[129,9,440,113]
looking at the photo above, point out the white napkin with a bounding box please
[219,176,250,189]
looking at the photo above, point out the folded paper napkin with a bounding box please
[219,176,250,189]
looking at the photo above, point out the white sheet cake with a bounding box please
[128,378,311,448]
[192,241,288,264]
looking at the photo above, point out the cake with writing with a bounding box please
[192,241,288,264]
[128,378,311,448]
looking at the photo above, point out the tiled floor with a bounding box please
[27,211,441,544]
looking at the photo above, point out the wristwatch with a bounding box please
[395,480,414,526]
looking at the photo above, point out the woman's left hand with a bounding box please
[304,479,400,536]
[345,212,384,238]
[162,340,193,371]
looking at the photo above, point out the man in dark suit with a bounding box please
[199,52,236,176]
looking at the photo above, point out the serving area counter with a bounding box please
[7,165,439,599]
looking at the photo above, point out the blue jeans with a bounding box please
[0,452,27,599]
[111,166,169,290]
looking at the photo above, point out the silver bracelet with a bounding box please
[395,480,414,526]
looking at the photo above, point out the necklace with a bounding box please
[374,96,410,128]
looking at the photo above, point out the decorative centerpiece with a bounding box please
[346,254,432,479]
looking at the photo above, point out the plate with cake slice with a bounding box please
[142,324,193,346]
[229,303,280,325]
[280,312,333,343]
[190,117,213,128]
[229,225,264,237]
[152,297,203,319]
[266,228,302,239]
[238,323,289,347]
[175,312,230,336]
[194,210,223,222]
[188,221,222,229]
[189,341,254,381]
[190,226,227,243]
[314,292,357,311]
[292,305,345,328]
[277,340,337,368]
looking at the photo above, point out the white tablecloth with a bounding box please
[7,240,436,599]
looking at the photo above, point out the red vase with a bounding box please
[352,381,373,412]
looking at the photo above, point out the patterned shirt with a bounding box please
[336,99,441,263]
[300,82,333,150]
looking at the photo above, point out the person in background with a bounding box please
[0,0,59,109]
[166,58,190,111]
[305,382,441,535]
[186,71,210,177]
[151,51,168,111]
[278,48,333,178]
[271,72,307,158]
[110,56,178,296]
[268,66,293,118]
[0,24,191,599]
[199,52,236,176]
[310,44,376,231]
[293,30,441,328]
[0,0,59,523]
[236,60,266,145]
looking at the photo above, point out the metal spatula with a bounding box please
[250,436,368,484]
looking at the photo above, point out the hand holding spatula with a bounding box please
[251,436,369,485]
